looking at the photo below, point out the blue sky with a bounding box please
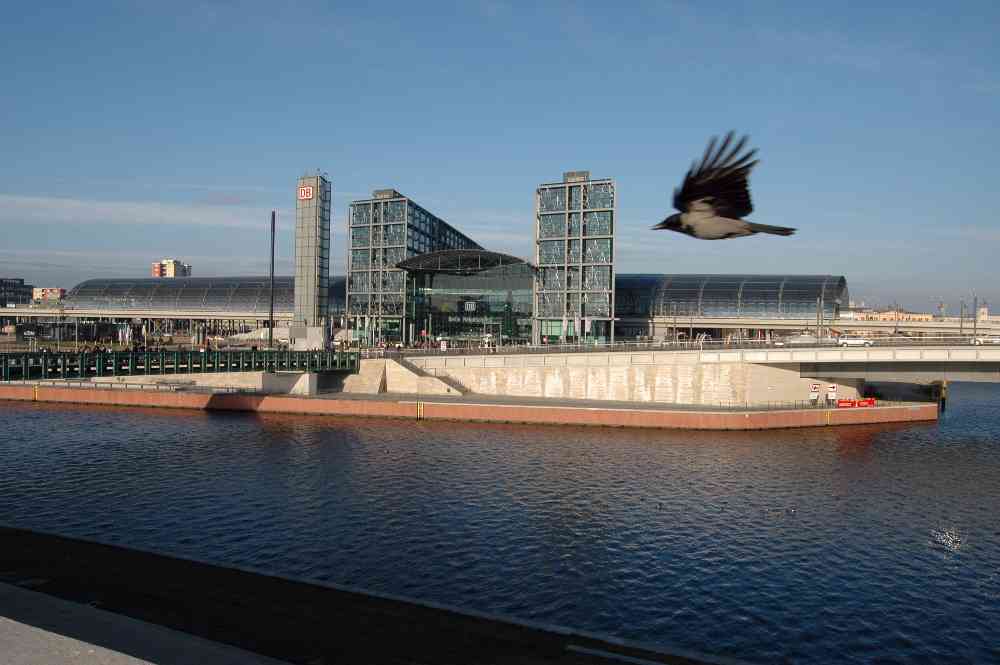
[2,1,998,312]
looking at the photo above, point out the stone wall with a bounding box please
[92,371,321,395]
[407,351,862,406]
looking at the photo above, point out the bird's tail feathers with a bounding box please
[747,223,796,236]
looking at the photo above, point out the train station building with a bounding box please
[40,171,851,348]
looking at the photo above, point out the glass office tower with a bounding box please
[347,189,480,344]
[533,171,616,343]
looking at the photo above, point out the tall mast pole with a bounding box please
[268,210,276,350]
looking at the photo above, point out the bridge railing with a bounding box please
[0,350,360,382]
[366,335,992,359]
[5,379,255,393]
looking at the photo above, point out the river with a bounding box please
[2,384,998,664]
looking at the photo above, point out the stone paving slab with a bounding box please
[0,583,291,665]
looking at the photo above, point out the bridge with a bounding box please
[397,342,1000,408]
[6,306,999,336]
[695,344,1000,383]
[0,350,359,382]
[642,315,1000,336]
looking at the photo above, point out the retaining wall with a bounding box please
[409,352,864,405]
[0,384,937,430]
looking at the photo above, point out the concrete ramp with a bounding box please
[341,360,386,394]
[386,359,465,396]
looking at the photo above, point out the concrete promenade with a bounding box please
[0,583,291,665]
[0,382,938,430]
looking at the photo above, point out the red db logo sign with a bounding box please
[298,186,314,200]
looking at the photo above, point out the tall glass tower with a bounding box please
[347,189,480,344]
[533,171,616,344]
[294,174,332,327]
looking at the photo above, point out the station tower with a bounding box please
[292,173,332,348]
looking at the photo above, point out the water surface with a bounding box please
[2,385,999,664]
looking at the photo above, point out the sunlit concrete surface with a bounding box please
[0,583,290,665]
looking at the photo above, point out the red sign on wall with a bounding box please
[298,186,314,200]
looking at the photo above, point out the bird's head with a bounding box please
[653,214,682,231]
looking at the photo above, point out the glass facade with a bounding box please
[64,277,347,316]
[533,172,615,343]
[0,278,34,308]
[614,274,849,320]
[407,262,535,344]
[347,191,481,343]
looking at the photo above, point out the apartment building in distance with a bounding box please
[151,259,192,278]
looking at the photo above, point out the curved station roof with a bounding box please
[65,276,346,314]
[615,274,848,318]
[395,249,531,275]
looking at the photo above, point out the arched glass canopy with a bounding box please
[65,276,347,315]
[614,274,848,319]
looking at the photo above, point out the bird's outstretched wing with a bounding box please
[672,132,758,218]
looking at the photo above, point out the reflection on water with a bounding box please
[2,384,999,665]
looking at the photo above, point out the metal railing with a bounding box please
[358,335,994,359]
[5,379,253,394]
[0,350,359,382]
[677,399,918,412]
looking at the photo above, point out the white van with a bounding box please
[838,336,874,347]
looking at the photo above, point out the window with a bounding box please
[349,271,370,292]
[351,227,370,248]
[583,265,611,290]
[583,211,612,236]
[539,187,566,212]
[583,292,610,317]
[566,267,580,289]
[381,270,404,291]
[384,224,405,245]
[568,212,581,237]
[539,213,566,239]
[584,182,614,209]
[383,246,405,266]
[348,295,368,314]
[568,239,581,262]
[541,267,564,290]
[538,293,562,316]
[350,249,369,269]
[351,204,371,226]
[568,185,581,209]
[538,240,565,265]
[584,238,611,263]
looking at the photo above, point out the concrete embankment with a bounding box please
[0,383,938,430]
[0,527,738,665]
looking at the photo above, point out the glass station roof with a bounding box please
[395,249,531,275]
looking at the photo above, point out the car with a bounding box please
[838,336,874,347]
[971,336,1000,345]
[785,334,819,346]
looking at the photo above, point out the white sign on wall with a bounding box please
[298,186,314,200]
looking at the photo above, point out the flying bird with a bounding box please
[654,132,795,239]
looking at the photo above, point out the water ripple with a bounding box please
[1,384,1000,664]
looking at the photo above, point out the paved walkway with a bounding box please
[317,389,876,413]
[0,583,290,665]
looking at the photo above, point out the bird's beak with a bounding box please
[654,214,681,230]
